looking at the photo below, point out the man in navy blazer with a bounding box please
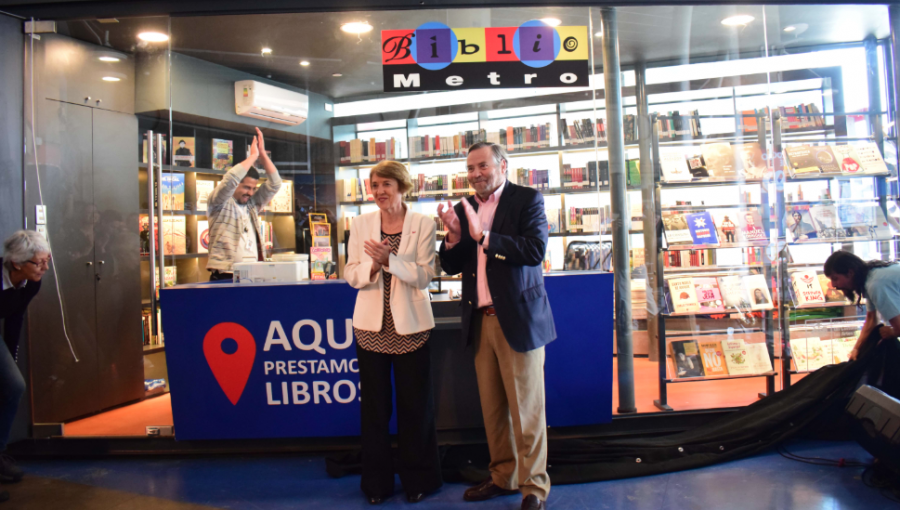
[438,142,556,510]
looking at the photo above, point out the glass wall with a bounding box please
[25,3,897,428]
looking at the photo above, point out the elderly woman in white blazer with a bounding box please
[345,160,442,505]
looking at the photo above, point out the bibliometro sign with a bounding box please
[381,20,589,92]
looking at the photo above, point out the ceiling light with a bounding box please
[300,61,310,66]
[102,76,121,82]
[99,56,120,62]
[137,31,168,42]
[341,22,373,34]
[594,31,603,37]
[261,47,273,55]
[540,18,561,27]
[721,15,755,26]
[332,73,343,77]
[783,26,796,32]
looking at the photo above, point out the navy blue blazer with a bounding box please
[439,182,556,352]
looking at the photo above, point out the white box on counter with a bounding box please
[233,260,309,284]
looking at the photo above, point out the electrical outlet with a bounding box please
[146,425,174,437]
[35,205,46,225]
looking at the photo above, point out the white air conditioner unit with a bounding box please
[235,80,308,126]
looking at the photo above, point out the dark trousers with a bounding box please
[0,337,24,452]
[356,341,443,498]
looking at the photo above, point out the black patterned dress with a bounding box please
[354,232,430,354]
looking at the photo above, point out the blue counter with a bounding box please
[160,272,613,440]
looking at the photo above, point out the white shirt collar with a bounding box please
[2,262,26,291]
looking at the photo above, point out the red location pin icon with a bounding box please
[203,323,256,405]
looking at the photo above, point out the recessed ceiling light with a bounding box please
[721,15,755,26]
[261,47,273,55]
[99,56,120,62]
[102,76,121,82]
[341,22,373,34]
[137,31,168,42]
[783,26,796,32]
[300,61,310,66]
[541,18,561,27]
[332,73,343,77]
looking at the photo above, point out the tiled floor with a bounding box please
[8,441,892,509]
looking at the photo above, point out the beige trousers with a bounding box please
[473,314,550,501]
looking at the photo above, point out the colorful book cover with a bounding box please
[809,145,841,175]
[659,151,691,182]
[699,341,729,376]
[831,144,865,175]
[784,145,821,176]
[686,211,719,245]
[310,247,336,280]
[669,277,700,313]
[745,342,774,374]
[722,339,755,375]
[160,173,185,211]
[173,137,195,167]
[791,270,826,306]
[212,138,234,171]
[546,209,561,234]
[717,275,752,309]
[154,266,177,290]
[197,220,209,254]
[694,277,725,313]
[831,337,858,363]
[737,210,768,243]
[742,274,773,310]
[785,205,817,242]
[662,212,693,245]
[809,204,840,240]
[701,143,737,179]
[713,211,739,244]
[142,138,167,164]
[736,143,766,179]
[671,340,705,378]
[806,337,832,371]
[854,142,889,174]
[790,338,812,372]
[160,215,187,255]
[269,181,294,213]
[196,180,215,212]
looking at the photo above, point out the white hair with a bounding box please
[3,230,50,265]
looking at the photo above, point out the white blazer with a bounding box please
[345,207,436,335]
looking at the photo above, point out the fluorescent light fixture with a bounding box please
[102,76,121,82]
[721,15,755,26]
[783,26,796,32]
[332,73,343,77]
[300,61,310,66]
[540,18,561,27]
[99,56,120,62]
[137,31,168,42]
[341,22,373,34]
[261,47,273,55]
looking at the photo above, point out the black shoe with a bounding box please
[521,495,546,510]
[463,478,518,502]
[406,492,426,503]
[0,456,22,483]
[367,496,384,505]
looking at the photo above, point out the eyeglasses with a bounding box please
[24,255,51,269]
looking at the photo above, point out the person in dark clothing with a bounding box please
[0,230,49,502]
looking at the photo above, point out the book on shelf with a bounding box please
[784,145,823,177]
[142,137,167,164]
[686,211,719,246]
[831,336,858,363]
[686,154,708,178]
[717,275,753,310]
[664,249,715,268]
[268,180,293,213]
[565,207,607,234]
[671,340,706,378]
[588,161,610,187]
[746,342,774,373]
[512,168,550,190]
[806,337,833,371]
[139,214,187,255]
[630,248,645,272]
[711,211,738,244]
[310,247,336,280]
[153,266,177,291]
[669,277,700,313]
[629,199,643,231]
[659,151,692,182]
[662,211,693,245]
[197,220,209,254]
[657,110,702,139]
[561,118,606,145]
[809,204,841,240]
[779,103,825,130]
[694,277,725,313]
[212,139,233,171]
[546,209,561,234]
[785,142,887,177]
[623,115,638,143]
[785,205,818,242]
[722,339,755,375]
[173,136,195,167]
[790,269,827,306]
[837,203,891,239]
[338,137,398,164]
[743,274,773,310]
[560,163,600,189]
[196,180,215,212]
[701,143,738,179]
[626,159,641,187]
[852,141,889,174]
[790,338,813,372]
[737,210,768,243]
[410,130,485,158]
[736,143,767,179]
[160,174,185,211]
[699,341,729,376]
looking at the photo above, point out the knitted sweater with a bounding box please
[206,163,282,272]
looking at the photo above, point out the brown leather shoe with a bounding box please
[463,477,518,501]
[521,494,546,510]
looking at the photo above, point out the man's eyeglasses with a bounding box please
[24,255,51,269]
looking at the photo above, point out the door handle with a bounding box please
[86,261,93,266]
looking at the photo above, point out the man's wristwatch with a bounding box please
[478,230,488,245]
